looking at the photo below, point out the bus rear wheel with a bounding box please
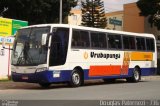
[39,83,51,88]
[69,69,83,87]
[126,67,141,83]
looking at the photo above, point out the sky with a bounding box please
[103,0,138,13]
[75,0,138,13]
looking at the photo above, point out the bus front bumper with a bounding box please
[11,70,71,83]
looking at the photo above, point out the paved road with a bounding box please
[0,76,160,101]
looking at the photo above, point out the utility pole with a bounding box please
[91,0,94,27]
[59,0,62,24]
[113,17,116,30]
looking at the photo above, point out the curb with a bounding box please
[141,75,160,80]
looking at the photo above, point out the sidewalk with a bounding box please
[0,81,39,89]
[141,75,160,81]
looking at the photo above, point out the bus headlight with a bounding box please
[36,67,48,73]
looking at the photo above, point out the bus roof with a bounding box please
[21,24,155,38]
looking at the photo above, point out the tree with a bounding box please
[81,0,107,28]
[137,0,160,30]
[0,0,77,25]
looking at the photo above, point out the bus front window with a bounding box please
[11,27,50,66]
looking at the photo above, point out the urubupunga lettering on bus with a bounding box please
[90,52,120,59]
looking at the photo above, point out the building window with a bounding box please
[72,15,77,20]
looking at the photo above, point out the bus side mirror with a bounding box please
[41,34,48,46]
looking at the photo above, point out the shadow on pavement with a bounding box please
[0,79,149,90]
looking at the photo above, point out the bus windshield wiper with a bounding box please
[16,42,33,65]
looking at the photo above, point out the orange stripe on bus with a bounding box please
[130,52,153,61]
[89,65,121,77]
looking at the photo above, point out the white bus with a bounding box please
[11,24,157,87]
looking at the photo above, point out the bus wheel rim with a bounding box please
[134,70,139,80]
[72,72,80,85]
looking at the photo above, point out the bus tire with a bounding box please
[39,83,51,88]
[69,69,83,87]
[126,67,141,83]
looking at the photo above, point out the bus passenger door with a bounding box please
[49,28,69,66]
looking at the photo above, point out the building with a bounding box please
[123,3,145,33]
[69,3,160,42]
[144,17,160,47]
[105,3,160,45]
[123,3,160,59]
[68,9,82,25]
[105,3,145,32]
[105,11,123,31]
[123,3,160,42]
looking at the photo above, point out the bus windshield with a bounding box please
[11,27,50,66]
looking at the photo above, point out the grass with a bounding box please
[0,76,12,82]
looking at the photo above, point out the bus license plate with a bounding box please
[22,76,28,80]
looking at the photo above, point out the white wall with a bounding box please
[0,36,14,79]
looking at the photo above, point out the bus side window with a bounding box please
[80,31,90,47]
[99,33,107,48]
[129,36,136,50]
[72,30,89,48]
[146,38,155,51]
[90,32,107,49]
[91,32,99,48]
[136,37,146,51]
[123,36,130,49]
[151,38,155,51]
[123,36,136,50]
[72,30,80,47]
[108,34,122,49]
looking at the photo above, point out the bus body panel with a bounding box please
[11,24,157,84]
[11,68,156,83]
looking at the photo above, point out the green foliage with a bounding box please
[137,0,160,30]
[81,0,107,28]
[0,0,77,25]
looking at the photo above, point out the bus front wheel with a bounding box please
[126,67,141,83]
[69,69,83,87]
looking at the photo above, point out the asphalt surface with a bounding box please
[0,76,160,106]
[0,76,160,101]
